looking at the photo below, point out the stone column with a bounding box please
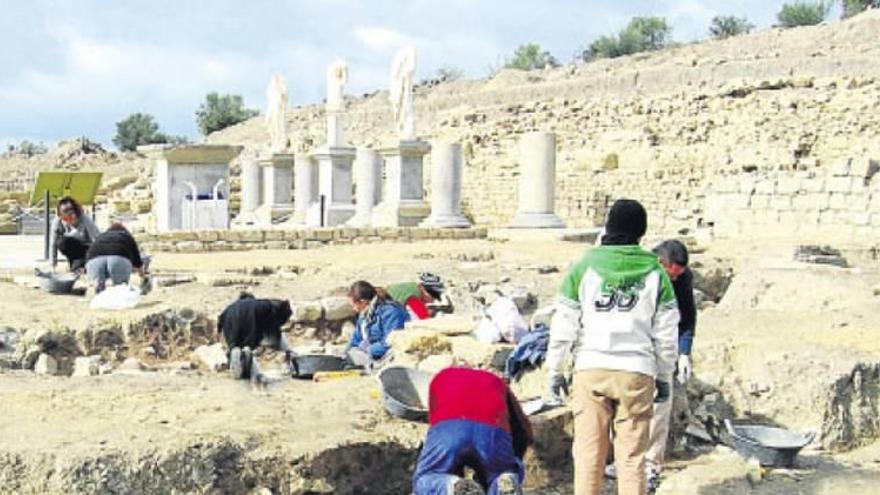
[232,154,261,226]
[347,148,383,227]
[311,145,356,226]
[421,141,471,228]
[256,153,294,224]
[285,152,318,226]
[509,132,565,228]
[372,140,431,227]
[327,112,344,147]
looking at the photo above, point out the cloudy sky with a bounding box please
[0,1,833,149]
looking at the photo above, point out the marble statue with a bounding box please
[265,74,288,153]
[326,60,348,112]
[389,46,416,140]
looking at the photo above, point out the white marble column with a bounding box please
[421,141,471,228]
[510,132,565,228]
[312,145,356,226]
[372,140,431,227]
[288,152,319,226]
[257,153,294,223]
[232,154,261,226]
[347,148,383,227]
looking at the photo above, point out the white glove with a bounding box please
[677,354,692,385]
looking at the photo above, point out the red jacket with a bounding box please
[428,367,534,458]
[404,297,430,320]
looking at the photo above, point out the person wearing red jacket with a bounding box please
[413,367,534,495]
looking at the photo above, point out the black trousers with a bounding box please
[57,237,89,270]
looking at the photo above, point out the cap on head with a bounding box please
[419,272,444,299]
[605,199,647,241]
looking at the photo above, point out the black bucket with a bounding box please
[377,366,432,422]
[291,354,345,379]
[35,269,79,294]
[725,420,814,467]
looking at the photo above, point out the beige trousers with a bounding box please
[573,369,655,495]
[645,379,689,471]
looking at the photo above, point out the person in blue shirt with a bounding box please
[345,280,409,370]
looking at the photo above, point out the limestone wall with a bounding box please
[137,226,487,253]
[204,12,880,242]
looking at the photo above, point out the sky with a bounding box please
[0,1,832,149]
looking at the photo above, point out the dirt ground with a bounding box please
[2,233,880,494]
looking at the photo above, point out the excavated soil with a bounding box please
[1,235,880,493]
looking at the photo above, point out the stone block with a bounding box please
[264,241,289,250]
[175,241,205,253]
[310,229,334,241]
[405,315,475,336]
[850,158,879,180]
[192,343,228,372]
[449,336,513,370]
[755,179,775,195]
[738,177,757,194]
[831,157,852,177]
[321,297,356,321]
[769,195,793,211]
[802,178,825,193]
[854,212,872,226]
[775,177,802,194]
[196,230,220,242]
[34,353,58,376]
[387,329,453,359]
[828,177,856,194]
[72,355,101,377]
[235,230,265,243]
[283,230,302,241]
[264,230,285,241]
[749,195,770,209]
[292,301,323,323]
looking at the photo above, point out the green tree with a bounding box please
[113,113,167,151]
[504,43,558,71]
[195,93,259,136]
[584,16,672,60]
[777,1,830,27]
[709,15,755,39]
[841,0,880,18]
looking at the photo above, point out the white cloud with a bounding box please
[352,26,414,51]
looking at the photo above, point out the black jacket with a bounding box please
[218,298,292,351]
[672,268,697,354]
[86,230,143,268]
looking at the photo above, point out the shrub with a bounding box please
[841,0,880,18]
[436,66,464,82]
[195,93,259,136]
[777,1,830,27]
[709,15,755,39]
[504,43,558,71]
[583,16,672,60]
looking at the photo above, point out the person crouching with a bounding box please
[413,367,533,495]
[344,280,409,371]
[218,292,294,388]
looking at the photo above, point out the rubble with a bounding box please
[193,344,229,372]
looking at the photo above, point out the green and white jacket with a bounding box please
[546,245,680,382]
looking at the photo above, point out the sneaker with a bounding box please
[494,472,522,495]
[604,463,617,479]
[447,476,483,495]
[646,467,660,494]
[228,347,243,379]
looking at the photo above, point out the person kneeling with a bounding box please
[218,292,294,388]
[345,280,409,371]
[413,367,533,495]
[85,223,147,293]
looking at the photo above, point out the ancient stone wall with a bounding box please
[137,226,487,253]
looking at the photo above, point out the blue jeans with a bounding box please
[413,420,524,495]
[86,255,133,293]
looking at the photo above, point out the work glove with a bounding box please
[654,380,670,403]
[547,372,569,406]
[677,354,693,385]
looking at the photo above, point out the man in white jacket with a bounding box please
[545,199,679,495]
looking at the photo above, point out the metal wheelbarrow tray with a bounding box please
[725,419,815,467]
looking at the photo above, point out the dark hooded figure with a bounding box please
[218,292,294,385]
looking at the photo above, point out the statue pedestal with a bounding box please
[372,140,430,227]
[257,153,294,223]
[311,145,356,227]
[509,132,565,229]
